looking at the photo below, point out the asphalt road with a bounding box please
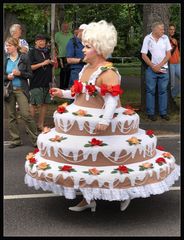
[3,116,181,237]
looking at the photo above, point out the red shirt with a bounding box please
[169,38,180,64]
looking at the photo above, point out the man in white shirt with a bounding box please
[141,21,172,121]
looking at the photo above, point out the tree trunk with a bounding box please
[141,3,178,114]
[55,4,65,32]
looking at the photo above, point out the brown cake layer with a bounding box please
[40,146,156,166]
[27,166,173,189]
[55,119,138,136]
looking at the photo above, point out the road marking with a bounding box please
[157,134,180,138]
[4,141,11,145]
[4,186,180,200]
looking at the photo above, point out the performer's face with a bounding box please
[82,42,98,63]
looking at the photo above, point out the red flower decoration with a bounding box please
[156,157,166,165]
[86,84,97,96]
[146,129,154,137]
[117,165,129,173]
[156,145,165,151]
[100,84,123,96]
[70,80,83,97]
[90,138,103,146]
[29,157,37,164]
[84,138,108,147]
[60,165,73,172]
[33,148,39,154]
[57,105,66,113]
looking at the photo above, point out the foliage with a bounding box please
[169,3,180,29]
[4,3,50,45]
[4,3,180,55]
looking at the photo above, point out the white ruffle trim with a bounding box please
[24,164,180,204]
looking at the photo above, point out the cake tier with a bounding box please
[25,149,180,202]
[54,104,140,136]
[37,128,157,166]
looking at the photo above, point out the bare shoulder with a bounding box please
[100,68,119,85]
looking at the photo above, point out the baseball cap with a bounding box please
[79,24,88,30]
[35,34,47,41]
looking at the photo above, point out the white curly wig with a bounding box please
[82,20,117,59]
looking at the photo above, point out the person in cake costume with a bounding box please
[25,20,180,212]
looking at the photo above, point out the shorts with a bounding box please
[30,87,51,105]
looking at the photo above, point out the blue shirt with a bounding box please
[6,56,21,87]
[66,36,85,69]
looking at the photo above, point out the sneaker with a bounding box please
[148,115,157,121]
[8,143,23,149]
[160,115,170,121]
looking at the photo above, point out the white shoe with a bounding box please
[120,199,131,211]
[69,200,96,212]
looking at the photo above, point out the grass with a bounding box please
[53,63,141,77]
[121,89,141,107]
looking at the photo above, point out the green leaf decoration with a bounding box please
[100,67,107,72]
[29,163,34,169]
[99,115,103,118]
[61,137,67,141]
[72,112,78,116]
[84,144,92,147]
[49,138,55,142]
[111,170,118,174]
[128,168,134,172]
[113,113,118,117]
[93,92,98,97]
[139,166,146,171]
[46,165,51,170]
[70,169,77,172]
[84,114,93,117]
[83,171,90,174]
[100,143,108,146]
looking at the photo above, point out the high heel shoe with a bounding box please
[120,199,131,211]
[69,200,96,212]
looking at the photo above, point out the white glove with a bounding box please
[62,90,75,99]
[98,94,118,125]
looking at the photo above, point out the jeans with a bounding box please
[69,68,82,88]
[145,67,169,115]
[169,63,180,98]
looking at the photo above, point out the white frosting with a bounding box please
[37,128,156,164]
